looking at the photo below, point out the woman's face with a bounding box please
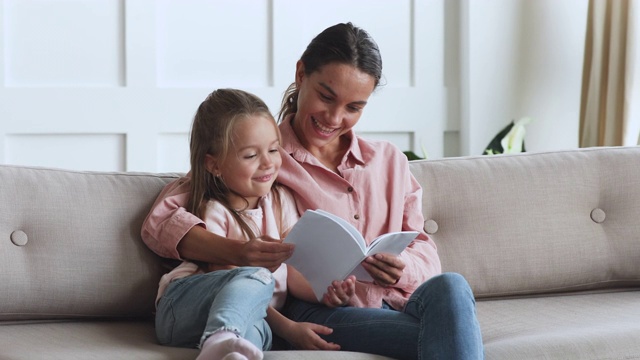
[293,61,376,152]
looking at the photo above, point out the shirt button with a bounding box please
[347,186,354,192]
[354,214,360,220]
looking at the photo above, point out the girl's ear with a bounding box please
[204,154,219,176]
[295,60,305,86]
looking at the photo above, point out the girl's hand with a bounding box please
[362,253,405,287]
[283,322,340,351]
[322,275,356,307]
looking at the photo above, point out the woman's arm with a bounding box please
[141,175,294,269]
[361,148,442,292]
[141,176,201,259]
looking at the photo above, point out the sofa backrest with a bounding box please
[409,146,640,299]
[0,165,179,321]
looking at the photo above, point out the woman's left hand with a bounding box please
[362,253,405,287]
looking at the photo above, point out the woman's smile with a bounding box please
[312,116,339,136]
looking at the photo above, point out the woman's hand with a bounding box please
[237,236,294,272]
[361,253,405,287]
[322,275,356,307]
[282,322,341,351]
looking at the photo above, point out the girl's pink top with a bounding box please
[142,117,442,310]
[155,187,299,310]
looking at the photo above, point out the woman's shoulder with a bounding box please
[355,135,407,163]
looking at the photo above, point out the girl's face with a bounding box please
[208,114,282,210]
[292,62,376,153]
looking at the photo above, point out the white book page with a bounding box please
[367,232,418,256]
[349,231,419,282]
[314,209,366,252]
[284,210,366,300]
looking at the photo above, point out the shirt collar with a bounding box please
[279,114,365,165]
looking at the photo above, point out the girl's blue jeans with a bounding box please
[155,267,275,350]
[281,272,484,360]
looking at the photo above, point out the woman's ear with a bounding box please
[295,60,305,86]
[204,154,219,176]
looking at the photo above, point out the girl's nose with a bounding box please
[260,154,273,168]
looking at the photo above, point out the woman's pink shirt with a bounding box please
[141,118,442,309]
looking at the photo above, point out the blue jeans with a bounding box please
[155,267,274,350]
[281,272,484,360]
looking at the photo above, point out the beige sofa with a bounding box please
[1,146,639,359]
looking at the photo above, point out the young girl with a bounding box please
[154,88,355,360]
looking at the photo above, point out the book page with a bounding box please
[314,209,366,252]
[348,231,419,282]
[284,210,366,300]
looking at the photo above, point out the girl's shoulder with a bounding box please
[272,184,296,203]
[270,184,300,233]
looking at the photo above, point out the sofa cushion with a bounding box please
[410,146,640,298]
[0,165,179,320]
[477,291,640,359]
[0,321,393,360]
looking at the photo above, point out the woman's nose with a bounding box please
[327,106,343,126]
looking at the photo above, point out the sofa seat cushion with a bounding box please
[0,320,197,359]
[0,320,393,360]
[478,291,640,359]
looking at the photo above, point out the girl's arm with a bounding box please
[287,265,356,307]
[266,307,339,350]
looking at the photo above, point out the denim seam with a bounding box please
[407,298,426,360]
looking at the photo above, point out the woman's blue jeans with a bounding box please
[281,272,484,360]
[155,267,274,350]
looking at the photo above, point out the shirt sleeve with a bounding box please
[140,174,205,259]
[395,154,443,294]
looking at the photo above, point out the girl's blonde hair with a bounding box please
[188,88,281,240]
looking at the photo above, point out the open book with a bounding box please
[283,209,418,300]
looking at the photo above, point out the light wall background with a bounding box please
[0,0,588,173]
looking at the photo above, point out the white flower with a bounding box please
[500,117,532,154]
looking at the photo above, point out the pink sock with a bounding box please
[196,331,263,360]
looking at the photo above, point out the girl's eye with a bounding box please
[269,148,279,153]
[243,154,257,159]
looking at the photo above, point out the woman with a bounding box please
[142,22,483,359]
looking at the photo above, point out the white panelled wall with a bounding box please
[0,0,588,172]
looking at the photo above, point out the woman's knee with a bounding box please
[411,272,475,310]
[429,272,473,298]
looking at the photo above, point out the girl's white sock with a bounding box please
[196,330,263,360]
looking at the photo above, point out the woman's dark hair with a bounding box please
[278,22,383,122]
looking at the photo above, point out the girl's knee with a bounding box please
[231,267,276,291]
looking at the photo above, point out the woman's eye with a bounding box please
[347,106,362,113]
[320,93,331,101]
